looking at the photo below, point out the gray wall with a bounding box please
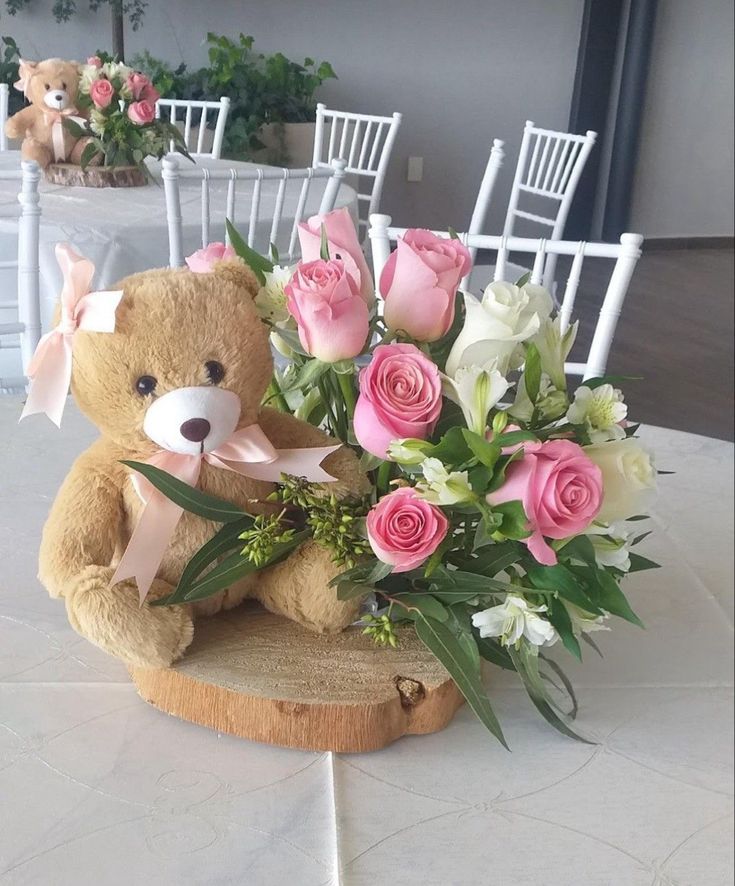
[629,0,735,238]
[3,0,585,231]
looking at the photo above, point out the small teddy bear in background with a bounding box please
[5,57,91,168]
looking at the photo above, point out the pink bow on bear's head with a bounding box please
[20,244,123,427]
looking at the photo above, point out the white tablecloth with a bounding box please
[0,152,357,381]
[0,399,733,886]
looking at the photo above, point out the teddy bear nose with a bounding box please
[54,93,63,101]
[180,418,211,442]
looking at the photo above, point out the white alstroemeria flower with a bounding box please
[565,602,610,636]
[102,61,132,83]
[585,438,657,523]
[387,439,431,465]
[567,384,627,442]
[255,264,294,324]
[472,595,558,647]
[442,361,511,435]
[445,281,554,377]
[586,522,632,571]
[89,109,106,136]
[533,316,578,391]
[415,458,474,505]
[79,65,101,92]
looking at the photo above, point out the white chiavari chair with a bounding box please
[155,97,231,159]
[162,155,347,268]
[0,160,42,393]
[0,83,9,152]
[369,213,643,380]
[312,103,402,238]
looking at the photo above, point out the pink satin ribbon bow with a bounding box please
[112,423,340,603]
[42,108,86,162]
[20,244,123,427]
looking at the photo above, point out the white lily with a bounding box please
[415,458,475,505]
[567,384,627,442]
[533,316,578,392]
[472,595,558,647]
[445,281,554,377]
[442,361,511,435]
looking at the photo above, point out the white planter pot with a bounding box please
[252,122,316,168]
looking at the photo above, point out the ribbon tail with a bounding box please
[208,444,341,483]
[51,119,66,162]
[19,334,72,427]
[111,492,185,604]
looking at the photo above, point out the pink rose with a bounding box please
[127,72,160,103]
[381,230,472,342]
[285,259,369,362]
[89,78,114,109]
[86,56,103,69]
[488,440,603,566]
[185,242,236,273]
[353,343,442,458]
[127,100,155,125]
[366,487,448,573]
[140,82,161,104]
[298,207,374,306]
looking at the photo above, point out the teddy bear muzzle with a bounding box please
[43,88,72,111]
[143,386,242,455]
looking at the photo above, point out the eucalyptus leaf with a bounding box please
[415,615,509,748]
[526,564,603,614]
[476,635,515,670]
[627,552,660,573]
[545,599,582,660]
[514,271,531,287]
[225,219,274,285]
[594,569,645,627]
[395,593,449,623]
[122,461,247,523]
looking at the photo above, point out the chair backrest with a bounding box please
[162,155,347,268]
[368,213,643,381]
[503,121,596,286]
[312,103,402,237]
[0,83,9,152]
[0,160,42,393]
[155,97,231,159]
[465,138,506,270]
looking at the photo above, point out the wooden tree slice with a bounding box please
[131,605,465,752]
[46,163,147,188]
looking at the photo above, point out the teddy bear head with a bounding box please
[69,261,274,453]
[16,58,83,112]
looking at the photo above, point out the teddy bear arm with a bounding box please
[257,407,371,498]
[4,107,36,139]
[38,450,125,598]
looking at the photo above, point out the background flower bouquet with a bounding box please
[135,210,659,748]
[64,55,189,178]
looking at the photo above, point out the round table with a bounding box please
[0,402,732,886]
[0,152,357,379]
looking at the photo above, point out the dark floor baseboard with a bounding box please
[644,236,734,251]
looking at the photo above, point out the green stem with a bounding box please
[318,377,341,439]
[266,376,291,413]
[335,368,357,419]
[376,460,392,496]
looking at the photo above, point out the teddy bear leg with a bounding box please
[65,566,194,669]
[251,540,361,633]
[21,138,52,168]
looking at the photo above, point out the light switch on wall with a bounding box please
[407,156,423,182]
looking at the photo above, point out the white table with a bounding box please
[0,399,733,886]
[0,152,357,381]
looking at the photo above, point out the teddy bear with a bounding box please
[36,258,369,669]
[5,57,91,168]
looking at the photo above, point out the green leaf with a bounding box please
[427,426,473,465]
[595,569,645,627]
[225,218,273,285]
[476,635,515,670]
[336,580,375,601]
[526,564,603,614]
[461,429,501,469]
[395,593,449,622]
[583,375,642,390]
[485,447,525,494]
[279,358,329,393]
[556,534,597,566]
[424,566,534,598]
[79,141,99,171]
[319,223,330,260]
[514,271,531,287]
[545,598,582,660]
[269,241,280,264]
[472,513,501,551]
[457,541,524,577]
[523,342,542,404]
[493,500,531,540]
[63,117,89,138]
[415,615,509,748]
[508,644,593,743]
[627,552,660,573]
[122,461,247,523]
[539,653,579,719]
[447,226,460,240]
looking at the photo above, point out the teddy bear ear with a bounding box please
[212,259,261,300]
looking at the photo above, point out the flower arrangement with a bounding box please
[133,208,660,748]
[65,55,189,175]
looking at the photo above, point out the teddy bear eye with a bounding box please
[44,83,50,90]
[135,375,157,396]
[61,81,67,90]
[205,361,225,385]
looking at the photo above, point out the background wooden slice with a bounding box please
[45,163,147,188]
[131,604,464,753]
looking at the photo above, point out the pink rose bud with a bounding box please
[127,100,155,125]
[126,72,152,101]
[185,242,237,273]
[140,82,161,104]
[353,343,442,458]
[381,230,472,342]
[298,207,374,306]
[366,487,449,573]
[488,439,603,565]
[89,78,115,109]
[285,259,369,362]
[86,56,103,69]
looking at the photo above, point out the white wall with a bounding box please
[629,0,735,238]
[2,0,585,231]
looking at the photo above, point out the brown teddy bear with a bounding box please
[36,258,368,668]
[5,57,90,168]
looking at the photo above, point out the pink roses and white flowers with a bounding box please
[166,208,659,748]
[70,56,187,176]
